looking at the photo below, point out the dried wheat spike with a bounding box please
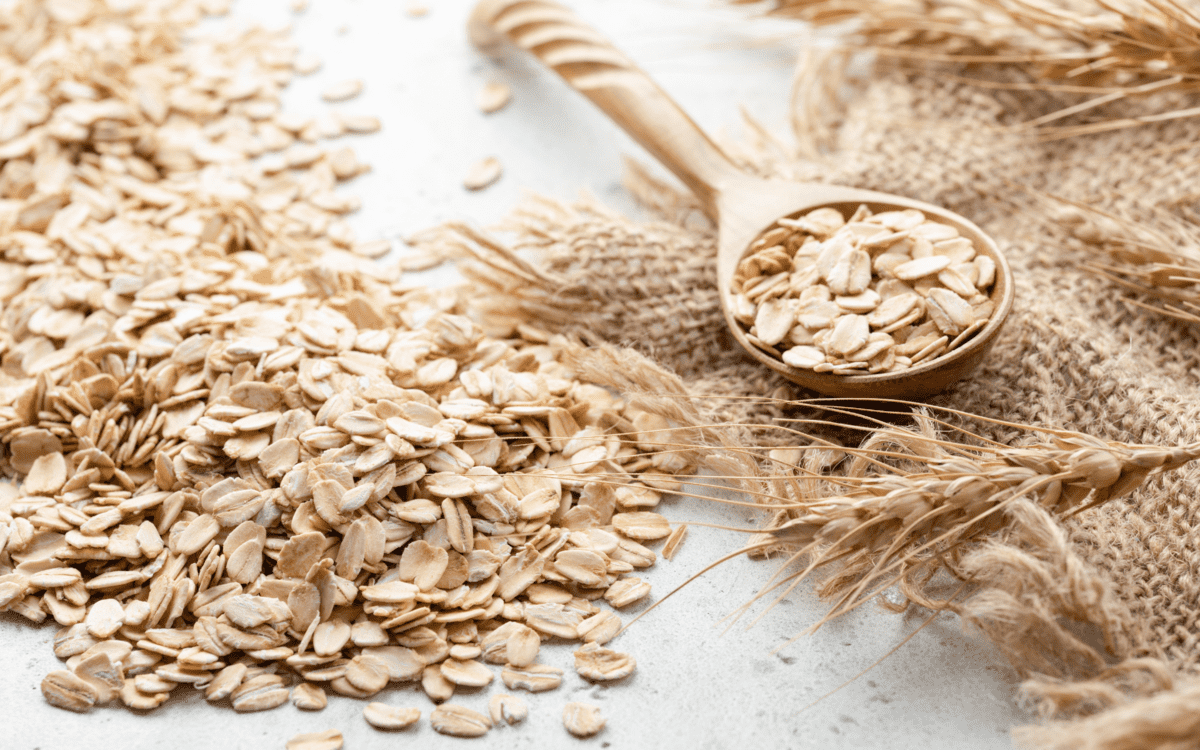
[750,409,1200,621]
[755,0,1200,138]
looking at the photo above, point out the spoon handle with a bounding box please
[469,0,741,219]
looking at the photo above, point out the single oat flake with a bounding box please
[362,703,420,730]
[562,702,606,737]
[294,53,323,76]
[430,704,491,737]
[286,729,343,750]
[464,156,503,191]
[321,79,364,103]
[478,82,512,114]
[489,694,527,725]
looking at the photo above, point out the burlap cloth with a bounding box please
[436,52,1200,747]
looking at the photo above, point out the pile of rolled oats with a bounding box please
[0,0,688,739]
[731,206,997,375]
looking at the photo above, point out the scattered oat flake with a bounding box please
[575,643,637,681]
[363,703,421,730]
[501,664,563,693]
[407,2,428,17]
[478,82,512,114]
[321,79,364,102]
[612,511,672,540]
[294,52,322,75]
[286,729,343,750]
[464,157,503,191]
[662,523,688,560]
[397,249,447,271]
[291,683,327,710]
[604,576,651,608]
[431,704,491,737]
[41,671,98,713]
[353,238,393,259]
[563,702,605,737]
[339,113,382,133]
[489,694,528,726]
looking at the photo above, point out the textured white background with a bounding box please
[0,1,1030,748]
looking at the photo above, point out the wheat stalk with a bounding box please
[524,342,1200,719]
[741,0,1200,137]
[1046,199,1200,325]
[546,355,1200,647]
[743,408,1200,627]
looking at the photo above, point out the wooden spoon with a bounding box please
[468,0,1014,399]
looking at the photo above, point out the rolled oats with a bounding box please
[574,643,637,681]
[0,0,691,741]
[500,663,563,693]
[84,599,124,639]
[421,664,456,703]
[320,79,364,103]
[73,653,123,703]
[576,610,623,644]
[733,205,997,374]
[430,704,491,738]
[121,682,169,710]
[361,646,424,682]
[345,654,390,694]
[662,523,688,560]
[41,670,99,712]
[489,693,527,725]
[363,702,420,730]
[340,114,382,134]
[230,674,290,712]
[286,730,343,750]
[612,512,672,541]
[477,82,512,114]
[504,625,540,667]
[562,702,605,738]
[440,658,494,687]
[291,682,328,710]
[463,157,503,191]
[313,620,352,656]
[604,577,652,608]
[294,53,323,76]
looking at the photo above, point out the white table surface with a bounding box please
[0,1,1029,747]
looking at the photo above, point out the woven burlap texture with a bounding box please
[435,61,1200,747]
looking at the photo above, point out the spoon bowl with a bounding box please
[470,0,1013,399]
